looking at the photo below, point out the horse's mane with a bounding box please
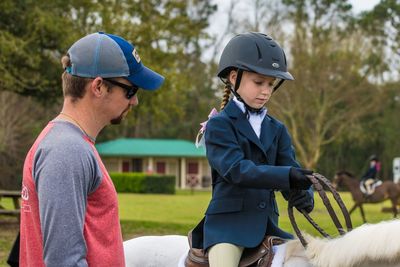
[335,170,355,178]
[304,219,400,267]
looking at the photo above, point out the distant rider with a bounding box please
[361,155,381,195]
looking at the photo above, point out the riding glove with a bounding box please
[289,190,314,213]
[289,167,313,190]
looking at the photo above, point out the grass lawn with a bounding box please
[0,190,396,266]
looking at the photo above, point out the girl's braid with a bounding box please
[220,84,231,110]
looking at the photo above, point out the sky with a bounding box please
[210,0,380,15]
[349,0,380,13]
[203,0,381,61]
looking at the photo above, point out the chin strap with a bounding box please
[230,88,264,116]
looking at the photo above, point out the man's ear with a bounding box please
[90,77,105,97]
[228,70,237,87]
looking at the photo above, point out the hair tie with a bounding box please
[195,108,219,148]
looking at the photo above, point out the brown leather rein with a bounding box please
[288,173,353,247]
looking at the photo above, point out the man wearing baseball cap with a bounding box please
[19,32,164,266]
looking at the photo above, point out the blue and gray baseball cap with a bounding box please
[66,32,164,90]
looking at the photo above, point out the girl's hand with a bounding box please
[289,167,313,190]
[289,190,314,213]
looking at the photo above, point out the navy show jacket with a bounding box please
[192,100,314,250]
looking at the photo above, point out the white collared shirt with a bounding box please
[233,97,267,139]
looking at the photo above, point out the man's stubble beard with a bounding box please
[110,105,131,125]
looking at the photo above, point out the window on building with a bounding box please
[122,161,130,172]
[156,162,166,174]
[132,158,143,172]
[188,162,199,174]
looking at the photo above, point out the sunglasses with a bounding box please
[103,78,139,99]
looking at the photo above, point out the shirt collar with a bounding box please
[232,97,267,117]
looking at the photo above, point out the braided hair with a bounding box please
[220,83,232,110]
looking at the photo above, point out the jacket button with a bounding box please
[258,202,266,209]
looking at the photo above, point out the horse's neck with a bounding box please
[343,175,360,192]
[305,220,400,267]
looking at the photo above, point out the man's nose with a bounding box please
[130,96,139,106]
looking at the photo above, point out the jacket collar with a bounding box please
[224,100,279,154]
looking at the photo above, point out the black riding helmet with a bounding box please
[369,155,379,161]
[218,32,294,112]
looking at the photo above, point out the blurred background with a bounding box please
[1,0,399,189]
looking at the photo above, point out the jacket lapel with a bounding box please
[260,116,279,152]
[224,101,266,155]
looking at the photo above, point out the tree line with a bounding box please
[0,0,399,189]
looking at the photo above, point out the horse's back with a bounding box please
[374,180,400,199]
[124,235,189,267]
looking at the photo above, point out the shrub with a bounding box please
[109,172,175,194]
[143,175,175,194]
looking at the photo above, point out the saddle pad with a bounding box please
[359,180,383,195]
[178,244,287,267]
[271,243,287,267]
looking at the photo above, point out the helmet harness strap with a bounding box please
[273,79,285,92]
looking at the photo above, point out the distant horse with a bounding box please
[332,170,399,222]
[123,220,400,267]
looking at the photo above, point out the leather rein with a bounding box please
[288,173,353,247]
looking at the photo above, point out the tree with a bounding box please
[317,0,400,177]
[359,0,400,80]
[0,91,49,189]
[0,0,217,189]
[267,0,383,168]
[95,0,218,140]
[0,0,217,140]
[0,0,88,101]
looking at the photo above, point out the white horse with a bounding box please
[123,235,189,267]
[123,219,400,267]
[123,234,310,267]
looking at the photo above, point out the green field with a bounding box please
[0,191,396,266]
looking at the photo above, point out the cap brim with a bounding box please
[126,66,165,91]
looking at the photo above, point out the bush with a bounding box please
[109,172,175,194]
[110,173,145,193]
[143,175,175,194]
